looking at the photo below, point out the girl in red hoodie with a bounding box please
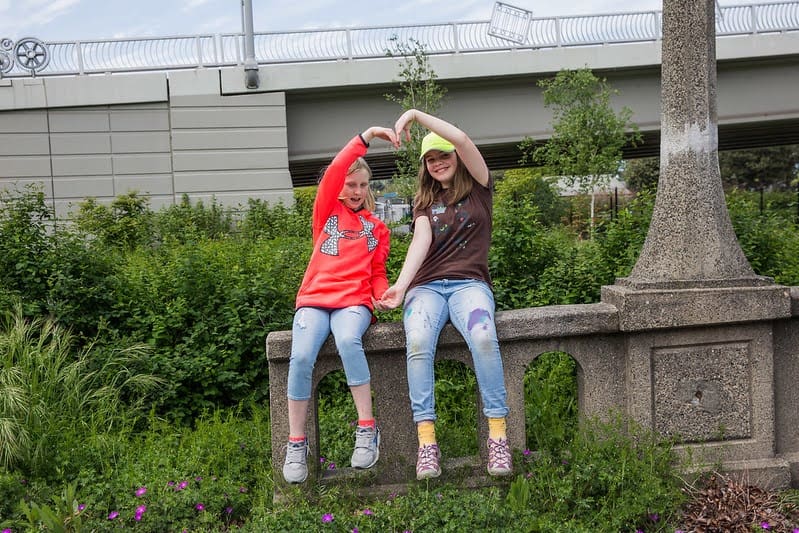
[283,126,398,484]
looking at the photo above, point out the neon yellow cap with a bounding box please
[419,132,455,160]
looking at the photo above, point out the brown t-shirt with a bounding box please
[410,179,493,289]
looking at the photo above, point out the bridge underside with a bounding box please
[288,117,799,187]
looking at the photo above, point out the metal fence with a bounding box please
[2,1,798,78]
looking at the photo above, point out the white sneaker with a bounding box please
[350,426,380,469]
[283,439,309,483]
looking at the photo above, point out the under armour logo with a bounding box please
[320,215,378,256]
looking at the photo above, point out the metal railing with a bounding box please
[2,1,798,78]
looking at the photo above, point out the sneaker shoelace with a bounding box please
[354,427,376,450]
[488,438,510,467]
[417,444,439,470]
[285,441,307,465]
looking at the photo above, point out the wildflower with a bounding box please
[108,511,119,520]
[523,449,531,456]
[761,523,770,530]
[226,506,234,514]
[134,505,146,521]
[2,529,12,533]
[239,486,248,493]
[135,486,147,497]
[320,457,326,464]
[195,503,205,511]
[195,476,203,482]
[176,480,188,491]
[77,504,86,511]
[636,530,643,533]
[167,480,175,486]
[322,513,334,523]
[328,462,336,470]
[649,513,659,522]
[353,529,359,533]
[363,508,374,516]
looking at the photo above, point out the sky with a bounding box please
[0,0,765,43]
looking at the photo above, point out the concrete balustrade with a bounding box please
[267,289,799,493]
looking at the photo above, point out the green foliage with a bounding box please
[513,416,685,532]
[151,194,235,244]
[0,185,56,318]
[74,191,154,249]
[0,304,162,477]
[239,195,312,241]
[109,238,301,421]
[621,156,660,192]
[18,481,84,533]
[495,168,567,227]
[525,352,578,453]
[434,360,478,457]
[727,189,799,285]
[533,239,612,306]
[385,37,447,200]
[720,144,799,191]
[520,68,641,193]
[595,187,655,280]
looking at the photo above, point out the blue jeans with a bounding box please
[287,305,373,401]
[404,279,509,423]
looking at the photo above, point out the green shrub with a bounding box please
[525,352,578,453]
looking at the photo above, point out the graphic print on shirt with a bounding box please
[430,198,475,252]
[320,215,378,256]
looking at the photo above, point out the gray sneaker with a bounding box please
[350,425,380,469]
[283,439,309,483]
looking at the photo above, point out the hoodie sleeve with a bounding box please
[312,135,369,241]
[370,220,390,300]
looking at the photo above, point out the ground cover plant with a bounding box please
[1,181,798,531]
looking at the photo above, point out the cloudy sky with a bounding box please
[0,0,763,42]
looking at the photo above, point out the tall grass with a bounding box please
[0,303,162,476]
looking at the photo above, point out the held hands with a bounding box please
[373,285,405,311]
[362,126,400,148]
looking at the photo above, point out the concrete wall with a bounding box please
[0,70,293,216]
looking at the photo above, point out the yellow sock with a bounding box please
[488,417,507,441]
[417,420,436,447]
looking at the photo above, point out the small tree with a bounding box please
[385,37,447,201]
[521,68,641,234]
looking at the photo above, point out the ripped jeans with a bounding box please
[404,279,509,423]
[287,305,373,401]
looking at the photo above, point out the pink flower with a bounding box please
[761,523,771,530]
[135,486,147,497]
[107,511,119,520]
[363,508,373,516]
[322,513,334,523]
[176,480,188,491]
[77,504,86,511]
[134,504,146,521]
[195,503,205,511]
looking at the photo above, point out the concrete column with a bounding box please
[622,0,762,290]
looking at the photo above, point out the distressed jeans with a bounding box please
[287,305,373,401]
[404,279,509,423]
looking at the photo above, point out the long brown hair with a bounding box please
[413,153,473,210]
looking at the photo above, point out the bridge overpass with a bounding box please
[1,2,798,213]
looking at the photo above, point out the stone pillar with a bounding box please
[601,0,793,488]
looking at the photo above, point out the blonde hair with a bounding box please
[347,157,377,212]
[413,153,474,210]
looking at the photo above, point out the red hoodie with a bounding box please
[295,135,390,312]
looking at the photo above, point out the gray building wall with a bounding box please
[0,69,293,217]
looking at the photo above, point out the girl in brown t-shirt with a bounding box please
[376,110,512,480]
